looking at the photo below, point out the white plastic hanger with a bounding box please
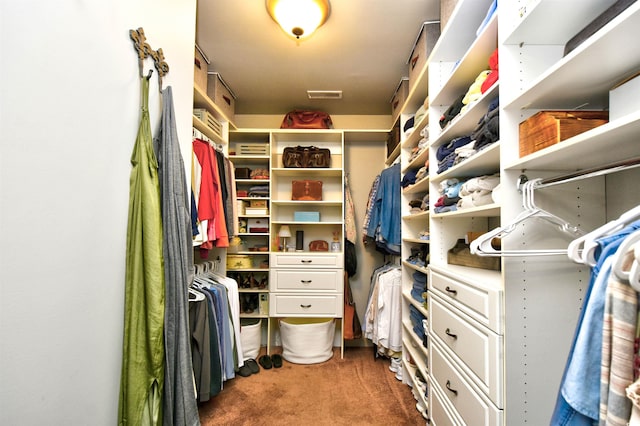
[611,229,640,282]
[630,242,640,291]
[189,287,205,302]
[567,205,640,266]
[471,180,583,257]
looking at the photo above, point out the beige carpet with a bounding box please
[198,347,425,425]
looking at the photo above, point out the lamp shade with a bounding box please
[266,0,330,39]
[278,225,292,238]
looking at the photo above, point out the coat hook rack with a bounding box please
[129,27,170,88]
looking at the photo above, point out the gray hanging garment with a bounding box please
[155,86,200,426]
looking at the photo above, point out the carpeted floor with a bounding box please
[198,347,425,425]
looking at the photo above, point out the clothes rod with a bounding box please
[524,157,640,190]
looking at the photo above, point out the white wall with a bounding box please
[0,1,196,424]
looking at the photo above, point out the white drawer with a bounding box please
[429,268,503,333]
[430,294,503,407]
[430,340,503,426]
[269,294,343,317]
[430,378,463,426]
[270,253,344,268]
[270,269,341,292]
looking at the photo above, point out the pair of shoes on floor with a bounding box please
[258,354,283,369]
[389,357,402,373]
[237,358,260,377]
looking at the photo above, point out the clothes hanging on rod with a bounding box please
[189,266,243,403]
[551,214,640,426]
[363,163,401,255]
[363,264,402,356]
[191,139,237,256]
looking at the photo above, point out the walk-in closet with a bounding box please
[2,1,640,425]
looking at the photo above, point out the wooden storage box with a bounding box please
[291,180,322,201]
[390,78,409,120]
[247,218,269,233]
[193,108,223,138]
[448,239,500,271]
[194,47,208,91]
[234,167,251,179]
[407,21,441,91]
[387,120,401,158]
[519,110,609,157]
[207,72,236,122]
[238,143,269,156]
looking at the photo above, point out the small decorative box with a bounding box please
[294,211,320,222]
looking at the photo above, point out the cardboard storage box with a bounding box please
[610,72,640,121]
[519,110,609,157]
[294,211,320,222]
[407,21,441,91]
[440,0,459,32]
[194,46,208,91]
[390,78,409,120]
[207,72,236,122]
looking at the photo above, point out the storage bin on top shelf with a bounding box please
[390,78,409,120]
[207,72,236,122]
[407,21,441,91]
[194,45,208,90]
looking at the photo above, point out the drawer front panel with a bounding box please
[270,253,344,268]
[270,269,341,292]
[430,378,463,426]
[269,294,343,317]
[430,295,503,407]
[430,269,502,332]
[430,341,503,426]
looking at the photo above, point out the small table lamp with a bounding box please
[278,225,292,251]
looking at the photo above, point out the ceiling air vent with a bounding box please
[307,90,343,100]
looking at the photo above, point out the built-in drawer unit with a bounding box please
[429,266,503,333]
[270,269,341,292]
[430,339,503,426]
[430,293,503,407]
[270,253,344,269]
[269,294,343,317]
[430,376,463,426]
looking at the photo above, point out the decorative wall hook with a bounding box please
[129,27,169,88]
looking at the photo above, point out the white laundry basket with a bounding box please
[280,318,335,364]
[240,318,261,361]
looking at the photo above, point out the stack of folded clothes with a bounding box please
[434,178,465,213]
[410,271,427,304]
[410,305,427,341]
[457,173,500,209]
[436,135,473,174]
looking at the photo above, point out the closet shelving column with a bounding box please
[426,1,504,424]
[499,2,640,424]
[268,130,345,358]
[228,130,272,355]
[397,40,432,419]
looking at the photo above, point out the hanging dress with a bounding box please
[118,77,166,426]
[154,86,200,426]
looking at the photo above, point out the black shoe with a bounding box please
[271,354,283,368]
[237,364,252,377]
[245,358,260,374]
[258,354,273,369]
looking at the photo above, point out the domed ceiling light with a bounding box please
[266,0,331,40]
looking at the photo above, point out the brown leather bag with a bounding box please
[308,240,328,252]
[282,146,331,168]
[343,272,362,340]
[291,180,322,201]
[280,110,333,129]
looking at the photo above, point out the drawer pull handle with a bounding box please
[301,260,313,263]
[301,280,312,284]
[300,304,312,308]
[445,328,457,339]
[445,286,457,295]
[446,380,458,396]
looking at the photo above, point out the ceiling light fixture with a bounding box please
[266,0,331,40]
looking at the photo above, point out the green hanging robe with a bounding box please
[118,77,165,426]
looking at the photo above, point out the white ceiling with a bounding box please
[196,0,440,116]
